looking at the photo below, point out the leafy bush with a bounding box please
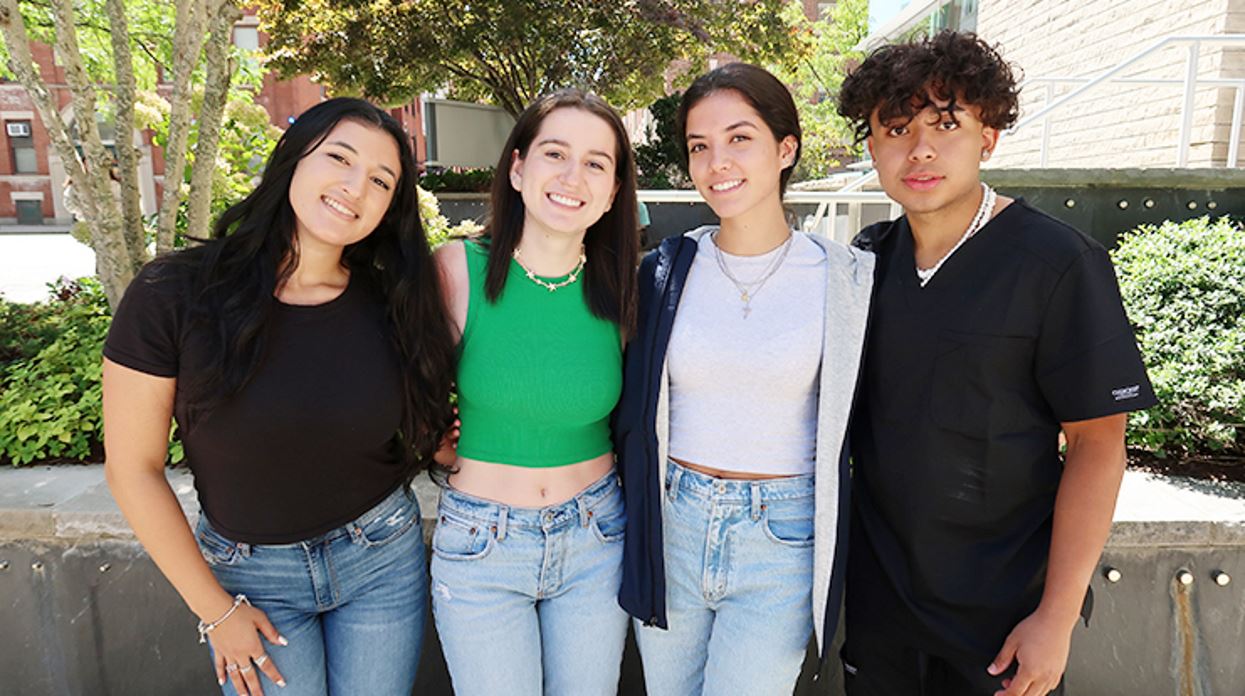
[418,167,494,193]
[0,278,110,466]
[1113,216,1245,458]
[419,186,482,247]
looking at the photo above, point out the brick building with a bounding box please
[0,12,426,227]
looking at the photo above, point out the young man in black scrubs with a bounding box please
[836,32,1157,696]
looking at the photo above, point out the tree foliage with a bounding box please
[769,0,868,180]
[634,93,687,189]
[0,0,257,309]
[258,0,802,115]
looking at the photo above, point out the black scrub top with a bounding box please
[847,199,1157,662]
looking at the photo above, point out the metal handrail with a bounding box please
[637,189,899,243]
[842,33,1245,183]
[637,189,893,205]
[1010,34,1245,167]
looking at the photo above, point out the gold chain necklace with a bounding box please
[512,245,587,292]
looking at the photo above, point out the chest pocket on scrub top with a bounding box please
[929,329,1037,439]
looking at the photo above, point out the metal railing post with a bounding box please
[1041,82,1054,167]
[1229,85,1243,168]
[1178,41,1201,167]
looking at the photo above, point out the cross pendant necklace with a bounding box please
[740,291,752,318]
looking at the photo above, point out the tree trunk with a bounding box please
[155,0,207,254]
[184,0,241,241]
[0,0,131,308]
[49,0,133,307]
[104,0,149,274]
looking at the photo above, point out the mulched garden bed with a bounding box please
[1129,450,1245,484]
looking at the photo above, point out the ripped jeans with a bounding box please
[195,485,427,696]
[429,470,630,696]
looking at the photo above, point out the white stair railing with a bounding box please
[638,189,899,244]
[840,33,1245,188]
[1013,34,1245,168]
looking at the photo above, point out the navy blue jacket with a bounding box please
[614,231,876,666]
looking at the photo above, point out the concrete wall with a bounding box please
[978,0,1243,168]
[3,465,1245,694]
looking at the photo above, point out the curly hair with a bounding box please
[837,31,1020,144]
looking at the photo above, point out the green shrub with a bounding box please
[418,167,494,193]
[419,186,482,247]
[0,278,110,466]
[1113,216,1245,457]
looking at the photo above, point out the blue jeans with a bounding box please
[634,460,816,696]
[195,485,427,696]
[430,470,630,696]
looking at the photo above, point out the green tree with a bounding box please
[769,0,868,181]
[258,0,802,116]
[0,0,259,308]
[635,94,687,190]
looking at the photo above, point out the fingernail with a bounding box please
[218,677,226,685]
[278,635,289,646]
[278,679,287,687]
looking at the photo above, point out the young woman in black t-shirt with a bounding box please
[102,98,455,696]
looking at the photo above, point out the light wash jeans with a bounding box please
[196,485,427,696]
[430,470,629,696]
[634,460,816,696]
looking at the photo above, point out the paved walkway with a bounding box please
[0,232,95,303]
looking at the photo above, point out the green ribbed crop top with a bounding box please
[455,240,621,467]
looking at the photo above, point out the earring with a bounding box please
[981,150,991,160]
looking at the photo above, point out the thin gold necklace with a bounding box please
[512,245,587,292]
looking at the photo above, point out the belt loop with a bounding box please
[496,506,509,542]
[750,483,762,522]
[577,495,591,527]
[668,462,684,502]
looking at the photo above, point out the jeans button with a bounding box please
[716,483,726,494]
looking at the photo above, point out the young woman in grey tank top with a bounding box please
[623,64,876,694]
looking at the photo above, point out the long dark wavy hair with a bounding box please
[165,97,456,480]
[481,90,639,337]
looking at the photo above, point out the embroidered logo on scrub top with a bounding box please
[1111,385,1141,401]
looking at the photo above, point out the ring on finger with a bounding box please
[254,654,269,668]
[225,663,240,673]
[240,665,253,674]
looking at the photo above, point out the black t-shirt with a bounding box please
[104,260,406,544]
[847,199,1157,661]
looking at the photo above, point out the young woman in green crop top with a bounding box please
[431,90,639,696]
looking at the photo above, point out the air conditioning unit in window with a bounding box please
[6,122,31,137]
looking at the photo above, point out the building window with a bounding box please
[7,121,36,173]
[234,26,259,51]
[15,199,42,225]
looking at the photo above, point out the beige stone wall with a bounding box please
[977,0,1241,168]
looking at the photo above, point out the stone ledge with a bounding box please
[980,167,1245,189]
[3,465,1245,547]
[0,464,440,544]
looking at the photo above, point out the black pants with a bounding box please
[841,625,1066,696]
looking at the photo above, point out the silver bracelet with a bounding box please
[197,594,250,644]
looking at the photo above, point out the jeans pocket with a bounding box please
[196,519,241,567]
[354,493,420,548]
[431,512,494,561]
[590,497,626,544]
[761,504,814,548]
